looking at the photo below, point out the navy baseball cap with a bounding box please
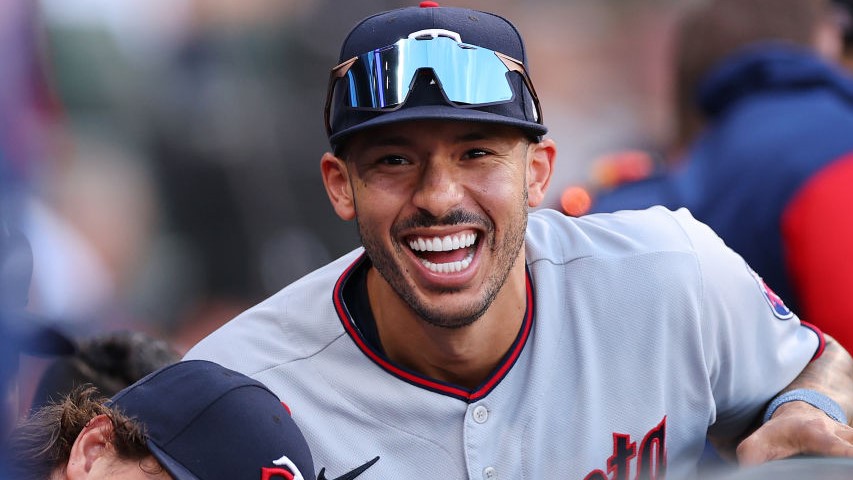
[325,2,547,149]
[109,360,316,480]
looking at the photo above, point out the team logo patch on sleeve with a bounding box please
[747,265,794,320]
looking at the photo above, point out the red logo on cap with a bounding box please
[420,1,440,7]
[262,455,305,480]
[261,468,295,480]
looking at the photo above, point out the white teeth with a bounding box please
[406,233,478,274]
[420,251,475,273]
[408,233,477,252]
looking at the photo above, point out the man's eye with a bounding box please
[378,155,410,166]
[464,149,490,159]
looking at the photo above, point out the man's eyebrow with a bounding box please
[454,130,495,143]
[363,135,414,148]
[360,128,503,149]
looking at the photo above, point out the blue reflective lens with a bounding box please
[342,35,516,110]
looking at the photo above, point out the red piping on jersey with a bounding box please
[799,321,826,361]
[333,253,534,402]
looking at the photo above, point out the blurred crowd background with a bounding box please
[2,0,702,357]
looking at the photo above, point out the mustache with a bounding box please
[392,209,492,235]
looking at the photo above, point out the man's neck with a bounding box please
[367,260,528,390]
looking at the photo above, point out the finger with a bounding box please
[739,422,853,465]
[737,430,797,466]
[792,422,853,458]
[810,428,853,458]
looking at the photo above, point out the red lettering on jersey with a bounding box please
[637,416,667,479]
[261,467,295,480]
[584,417,666,480]
[608,433,637,480]
[584,470,608,480]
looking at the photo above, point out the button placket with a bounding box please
[472,404,489,423]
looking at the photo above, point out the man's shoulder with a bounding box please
[184,248,364,374]
[526,207,706,262]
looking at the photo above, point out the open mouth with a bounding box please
[407,232,478,274]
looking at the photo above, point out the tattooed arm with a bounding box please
[735,335,853,464]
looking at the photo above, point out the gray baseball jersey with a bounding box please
[185,207,820,479]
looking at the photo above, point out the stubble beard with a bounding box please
[357,196,528,329]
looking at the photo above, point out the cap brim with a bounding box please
[329,104,547,148]
[147,441,201,480]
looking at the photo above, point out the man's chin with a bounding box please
[411,299,490,329]
[420,314,481,330]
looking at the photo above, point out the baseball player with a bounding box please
[186,3,853,478]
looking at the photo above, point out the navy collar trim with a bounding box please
[333,252,534,402]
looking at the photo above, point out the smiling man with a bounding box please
[186,3,853,479]
[322,121,547,389]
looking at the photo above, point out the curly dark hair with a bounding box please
[3,386,155,480]
[30,331,180,411]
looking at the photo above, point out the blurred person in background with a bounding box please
[1,0,79,444]
[836,0,853,69]
[1,0,173,429]
[0,218,75,440]
[589,0,853,351]
[28,330,180,411]
[2,0,164,340]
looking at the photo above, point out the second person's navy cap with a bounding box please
[109,360,316,480]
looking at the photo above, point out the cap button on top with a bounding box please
[420,1,440,7]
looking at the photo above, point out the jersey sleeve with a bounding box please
[669,208,821,438]
[782,152,853,352]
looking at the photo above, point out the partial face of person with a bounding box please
[81,455,173,480]
[56,414,173,480]
[324,120,553,328]
[52,453,172,480]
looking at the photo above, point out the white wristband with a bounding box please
[762,388,848,424]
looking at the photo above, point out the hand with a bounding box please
[736,400,853,465]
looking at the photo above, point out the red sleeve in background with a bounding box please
[782,153,853,352]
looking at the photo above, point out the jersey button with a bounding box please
[483,466,497,479]
[472,405,489,423]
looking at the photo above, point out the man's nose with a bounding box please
[411,161,465,219]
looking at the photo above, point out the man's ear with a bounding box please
[526,138,556,208]
[64,414,113,479]
[321,152,356,221]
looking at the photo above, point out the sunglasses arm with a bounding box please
[324,57,358,136]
